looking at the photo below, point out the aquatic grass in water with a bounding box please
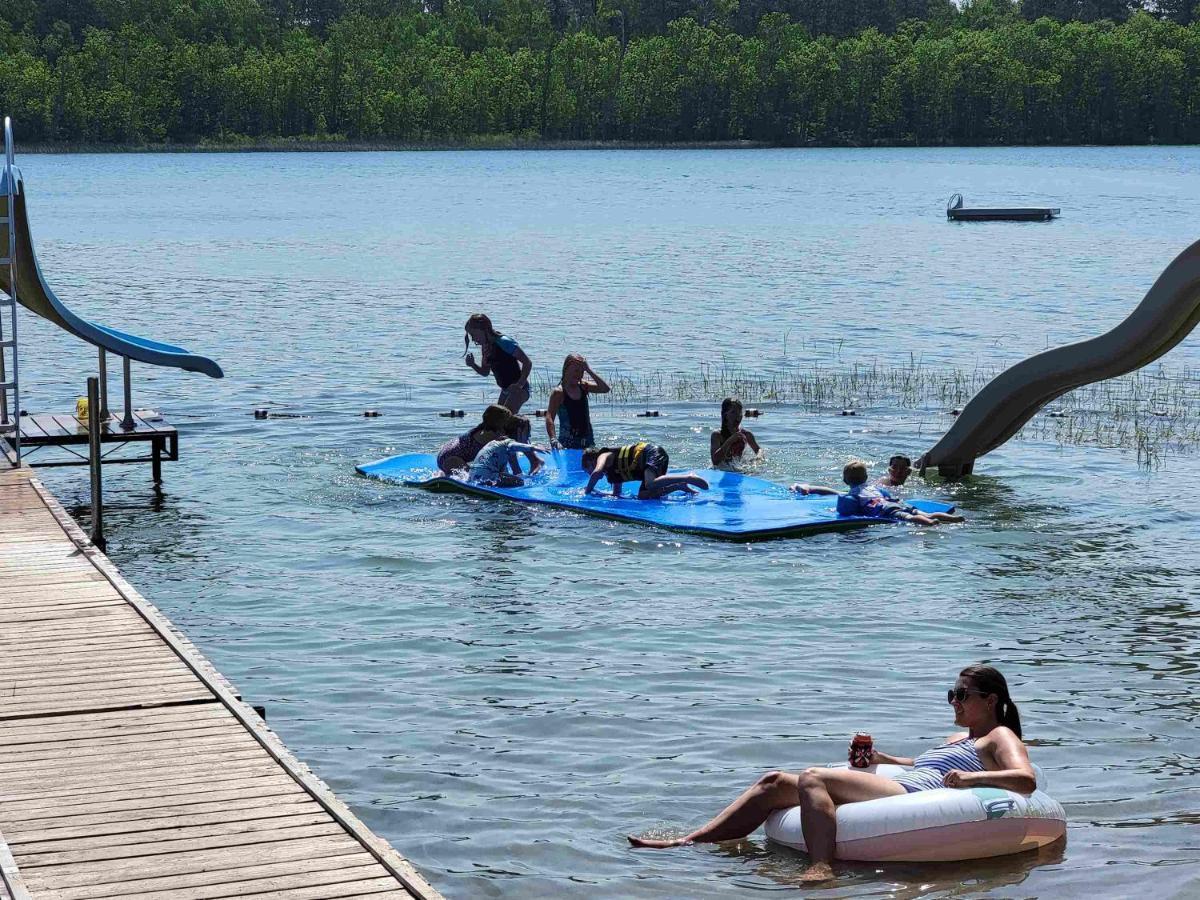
[533,362,1200,463]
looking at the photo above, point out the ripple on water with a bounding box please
[22,148,1200,898]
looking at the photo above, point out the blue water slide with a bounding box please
[0,152,222,378]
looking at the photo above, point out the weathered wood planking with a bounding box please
[0,464,441,899]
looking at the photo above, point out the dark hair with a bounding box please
[889,455,912,468]
[477,404,513,435]
[561,353,585,384]
[582,446,616,472]
[719,397,742,444]
[960,664,1022,738]
[505,415,531,441]
[464,313,498,355]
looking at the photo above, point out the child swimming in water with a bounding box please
[468,438,545,487]
[833,460,963,525]
[436,404,514,474]
[463,313,533,413]
[792,453,913,500]
[582,443,709,499]
[545,354,610,449]
[710,397,761,466]
[876,454,913,490]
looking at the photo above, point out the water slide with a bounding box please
[919,237,1200,478]
[0,121,222,378]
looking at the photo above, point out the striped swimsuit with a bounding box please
[892,738,985,793]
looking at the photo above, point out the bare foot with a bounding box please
[799,862,835,883]
[627,835,689,849]
[688,474,710,490]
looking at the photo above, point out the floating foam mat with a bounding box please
[356,450,955,540]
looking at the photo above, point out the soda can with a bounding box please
[850,732,873,768]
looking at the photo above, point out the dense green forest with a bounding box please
[1,0,1198,146]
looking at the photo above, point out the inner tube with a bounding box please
[764,764,1065,862]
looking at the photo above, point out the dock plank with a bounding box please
[49,853,375,899]
[0,464,438,899]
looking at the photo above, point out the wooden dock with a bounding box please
[11,411,178,479]
[0,463,441,900]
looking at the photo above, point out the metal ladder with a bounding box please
[0,116,21,466]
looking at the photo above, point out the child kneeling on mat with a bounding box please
[582,443,709,499]
[469,436,545,487]
[829,460,962,525]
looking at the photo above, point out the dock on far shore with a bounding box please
[0,463,442,900]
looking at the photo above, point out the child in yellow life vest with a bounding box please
[582,443,709,499]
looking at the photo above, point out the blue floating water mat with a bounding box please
[356,450,956,540]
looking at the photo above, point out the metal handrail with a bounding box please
[1,116,21,466]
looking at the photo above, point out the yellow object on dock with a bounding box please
[0,464,442,900]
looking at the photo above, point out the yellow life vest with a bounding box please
[613,442,648,481]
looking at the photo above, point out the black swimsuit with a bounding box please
[488,339,521,389]
[557,386,594,449]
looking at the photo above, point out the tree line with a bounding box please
[1,0,1198,146]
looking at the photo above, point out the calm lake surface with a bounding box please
[15,148,1200,898]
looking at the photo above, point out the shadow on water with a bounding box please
[65,487,213,567]
[711,837,1066,897]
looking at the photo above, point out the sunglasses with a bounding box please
[947,687,989,704]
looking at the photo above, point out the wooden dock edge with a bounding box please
[0,829,34,900]
[25,471,444,900]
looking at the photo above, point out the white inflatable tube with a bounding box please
[764,764,1065,862]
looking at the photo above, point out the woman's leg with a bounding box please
[628,767,903,876]
[795,767,905,881]
[628,770,801,848]
[499,383,530,414]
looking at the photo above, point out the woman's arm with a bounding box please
[742,428,761,455]
[709,431,725,465]
[545,388,562,444]
[870,749,915,767]
[944,728,1037,794]
[710,430,745,465]
[584,365,610,394]
[465,352,488,375]
[514,347,533,388]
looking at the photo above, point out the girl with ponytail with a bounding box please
[629,664,1037,884]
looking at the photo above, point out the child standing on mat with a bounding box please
[710,397,761,466]
[463,313,532,413]
[545,354,610,449]
[829,460,963,525]
[582,443,709,499]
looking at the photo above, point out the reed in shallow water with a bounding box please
[532,362,1200,463]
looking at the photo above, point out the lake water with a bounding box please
[14,147,1200,898]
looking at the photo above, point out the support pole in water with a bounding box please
[87,376,105,552]
[120,356,134,431]
[98,348,109,420]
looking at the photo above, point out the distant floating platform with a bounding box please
[946,193,1059,222]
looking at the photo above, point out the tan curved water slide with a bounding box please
[919,237,1200,478]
